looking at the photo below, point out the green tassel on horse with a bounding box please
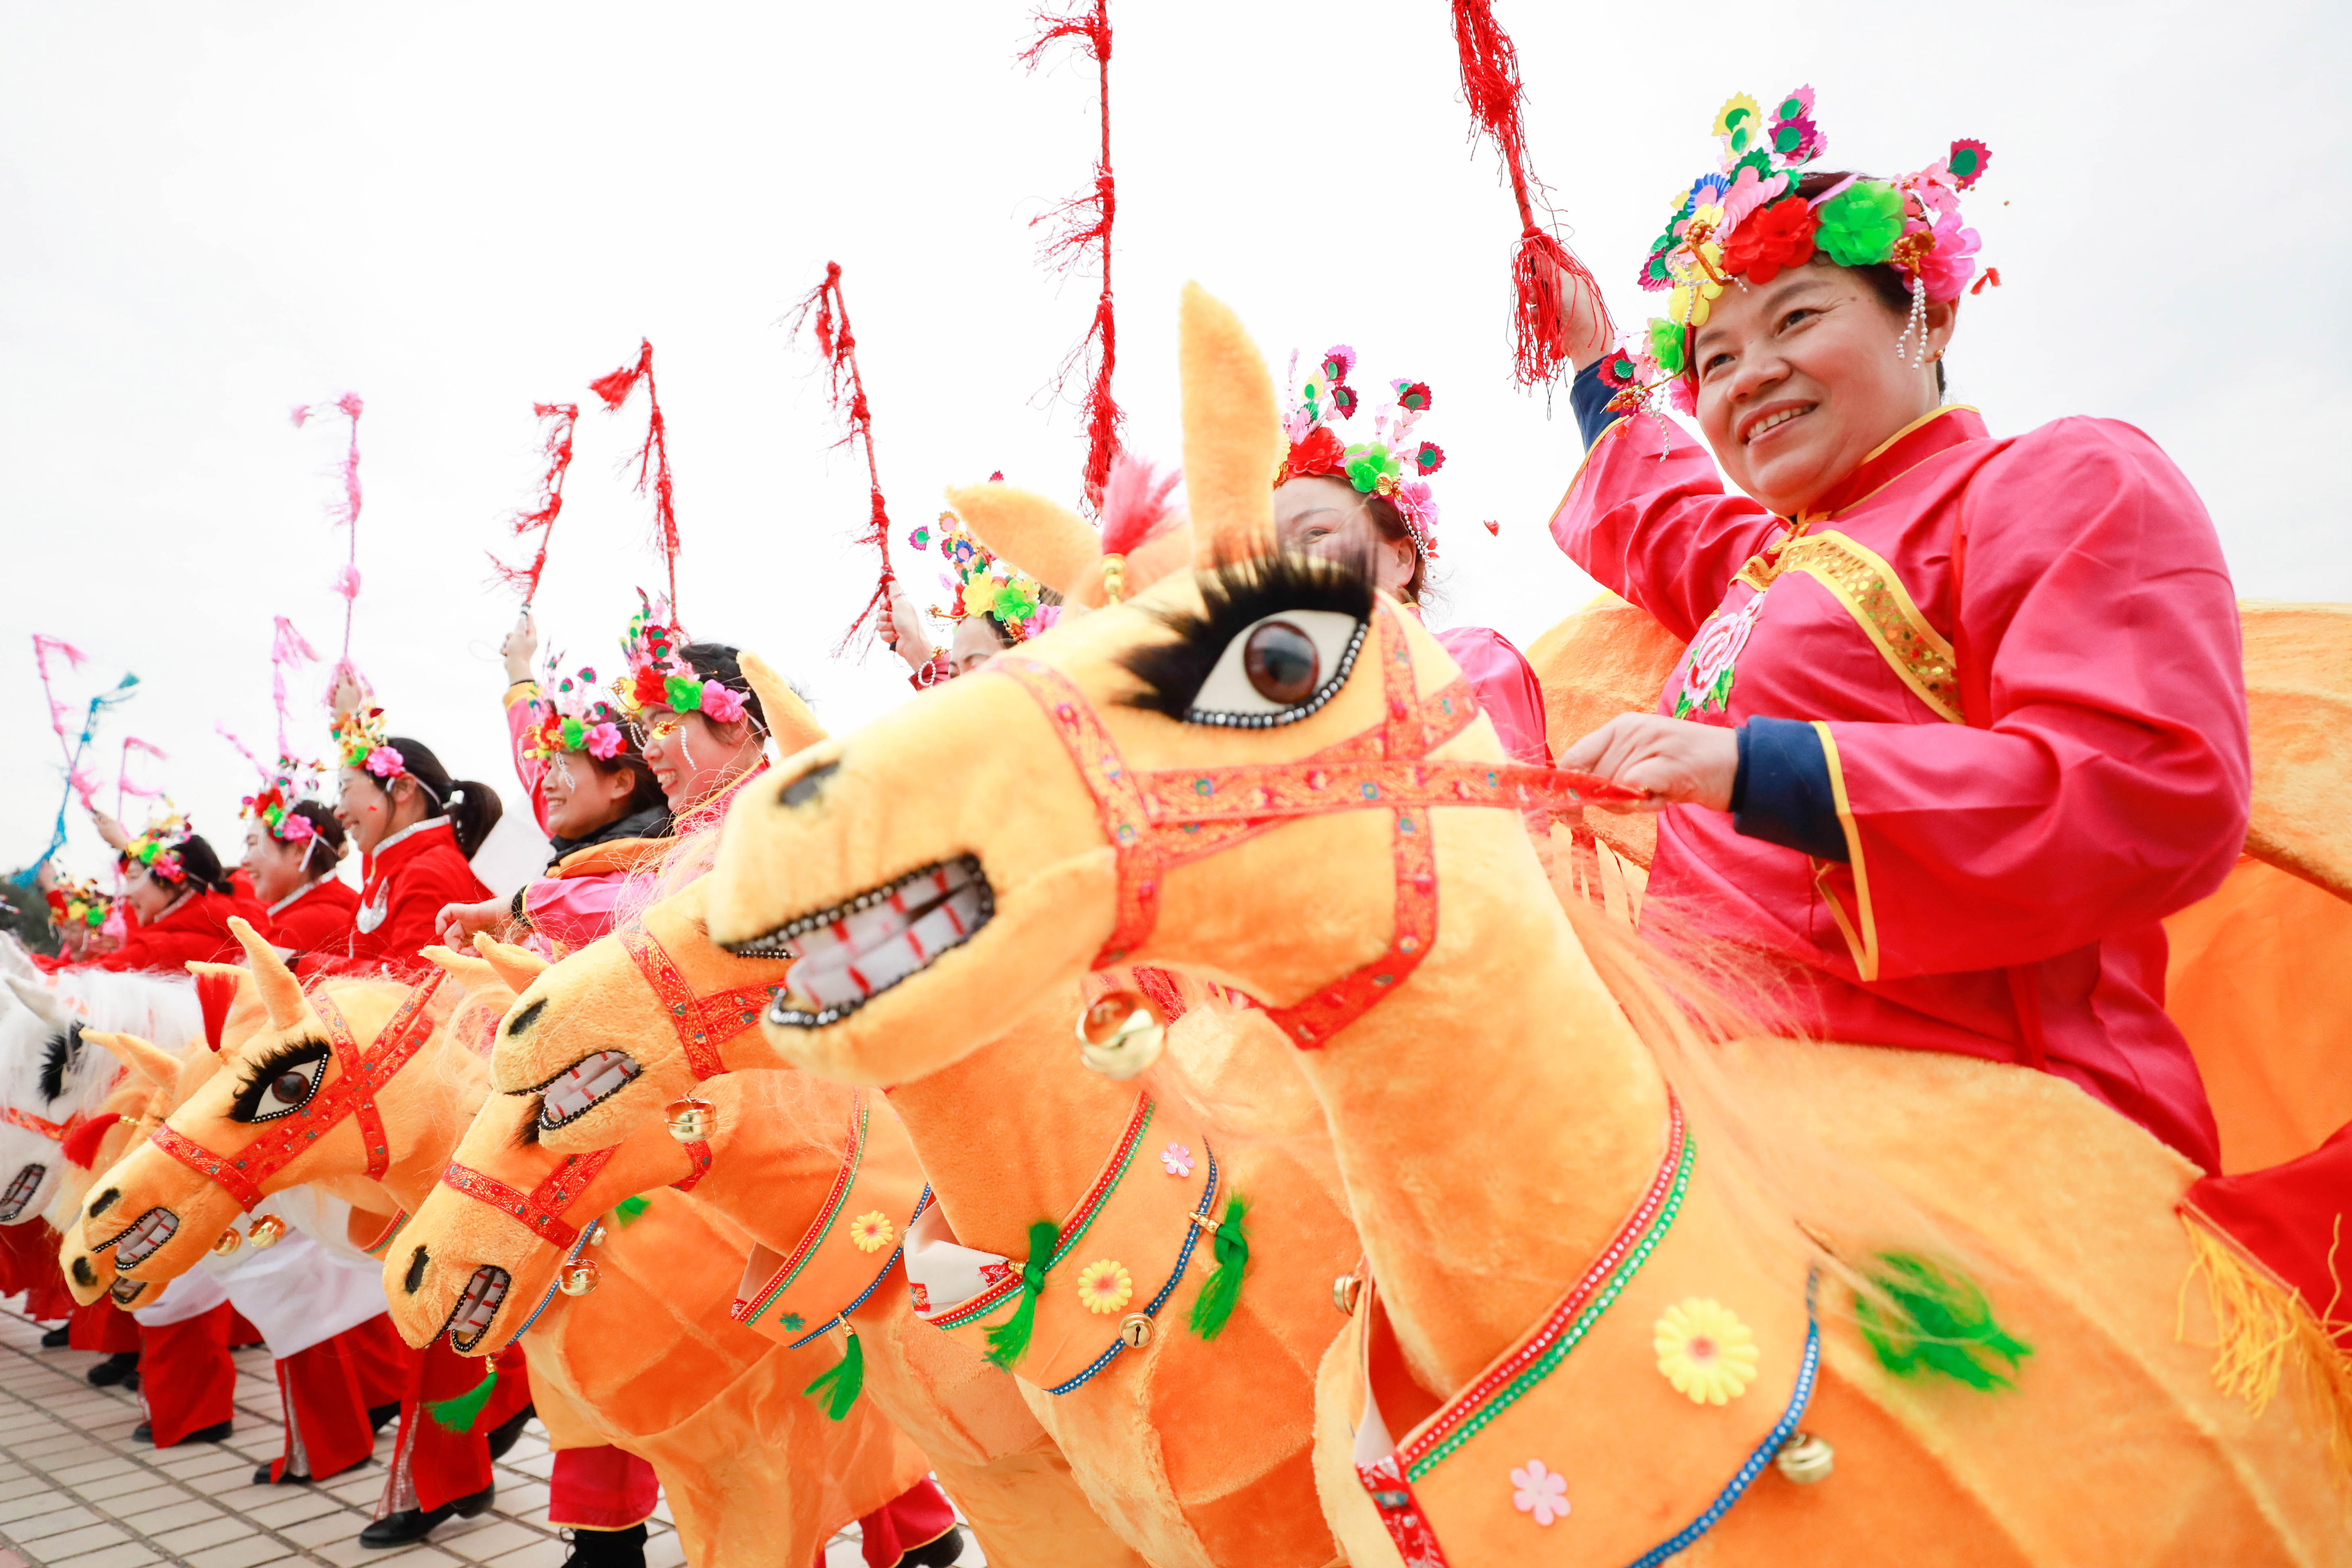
[1855,1251,2033,1390]
[985,1219,1060,1370]
[425,1361,500,1433]
[613,1194,651,1226]
[802,1327,866,1420]
[1189,1192,1251,1341]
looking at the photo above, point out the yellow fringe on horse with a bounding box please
[2176,1206,2352,1474]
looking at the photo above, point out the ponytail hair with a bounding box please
[163,835,236,896]
[287,801,348,879]
[384,738,505,861]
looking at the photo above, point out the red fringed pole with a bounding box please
[788,262,897,655]
[1021,0,1123,512]
[489,401,581,604]
[1449,0,1613,387]
[589,342,681,614]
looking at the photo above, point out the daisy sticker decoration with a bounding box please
[1275,346,1447,562]
[1159,1142,1194,1178]
[848,1212,896,1254]
[1653,1297,1761,1405]
[1509,1459,1570,1526]
[1075,1259,1134,1316]
[1611,86,1994,419]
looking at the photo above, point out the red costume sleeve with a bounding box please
[350,846,492,968]
[1548,425,1781,641]
[266,882,360,956]
[87,894,245,971]
[506,683,552,837]
[1433,625,1552,765]
[1811,419,2251,979]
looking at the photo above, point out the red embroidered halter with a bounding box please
[615,915,782,1082]
[2,1105,85,1143]
[440,1146,623,1251]
[989,603,1638,1048]
[148,972,447,1213]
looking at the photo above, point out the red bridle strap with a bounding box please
[441,1148,614,1251]
[148,971,447,1213]
[616,918,780,1082]
[2,1105,83,1143]
[989,604,1638,1047]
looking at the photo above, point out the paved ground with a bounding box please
[0,1302,974,1567]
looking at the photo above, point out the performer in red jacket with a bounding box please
[327,697,503,973]
[40,817,256,975]
[239,766,360,961]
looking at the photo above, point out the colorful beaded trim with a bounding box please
[927,1093,1155,1332]
[1401,1097,1691,1482]
[1733,530,1962,724]
[733,1093,869,1330]
[783,1187,935,1351]
[360,1208,409,1261]
[1043,1145,1221,1396]
[1621,1270,1821,1568]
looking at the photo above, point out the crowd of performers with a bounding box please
[3,80,2346,1568]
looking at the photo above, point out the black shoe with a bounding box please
[39,1325,70,1349]
[368,1401,401,1434]
[158,1419,232,1447]
[359,1483,493,1548]
[131,1422,152,1443]
[87,1352,139,1387]
[900,1526,966,1568]
[254,1463,309,1485]
[561,1522,647,1567]
[484,1404,534,1461]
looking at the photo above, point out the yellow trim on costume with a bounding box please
[1773,532,1964,724]
[502,680,539,711]
[1810,720,1878,983]
[1809,403,1982,518]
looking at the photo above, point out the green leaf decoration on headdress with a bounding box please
[1815,180,1908,267]
[1648,317,1687,376]
[1854,1251,2033,1390]
[1342,443,1401,495]
[663,673,705,713]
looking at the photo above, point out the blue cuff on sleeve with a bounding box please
[1732,717,1850,863]
[1569,359,1617,452]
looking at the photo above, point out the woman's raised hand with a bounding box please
[85,806,130,851]
[1559,713,1739,814]
[435,896,510,953]
[881,578,935,672]
[501,609,539,685]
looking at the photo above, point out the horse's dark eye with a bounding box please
[271,1070,310,1105]
[1242,621,1319,705]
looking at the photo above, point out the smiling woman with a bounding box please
[1543,88,2251,1173]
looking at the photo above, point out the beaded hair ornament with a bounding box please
[241,759,327,845]
[1606,87,1994,417]
[906,513,1061,642]
[525,659,628,762]
[329,705,407,783]
[612,590,747,725]
[45,873,116,932]
[1273,347,1446,560]
[122,808,191,884]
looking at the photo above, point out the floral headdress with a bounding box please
[241,758,327,845]
[611,590,747,725]
[329,705,407,783]
[525,659,628,761]
[1273,346,1446,561]
[45,873,116,933]
[122,808,191,884]
[1609,88,1993,417]
[907,513,1061,642]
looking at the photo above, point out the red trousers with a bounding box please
[271,1316,414,1482]
[548,1445,660,1530]
[70,1297,142,1354]
[0,1221,75,1320]
[381,1341,534,1516]
[139,1304,237,1447]
[227,1309,264,1348]
[846,1479,959,1568]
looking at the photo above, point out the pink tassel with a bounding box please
[1022,0,1123,510]
[489,402,580,603]
[292,393,366,676]
[788,264,898,655]
[31,633,90,774]
[590,344,680,614]
[269,616,321,756]
[216,723,269,782]
[1097,452,1179,558]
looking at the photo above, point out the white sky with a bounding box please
[4,1,2346,895]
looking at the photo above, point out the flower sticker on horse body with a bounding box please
[1653,1297,1761,1404]
[848,1212,895,1254]
[1509,1459,1570,1526]
[1159,1142,1194,1178]
[1672,592,1767,719]
[1076,1259,1134,1315]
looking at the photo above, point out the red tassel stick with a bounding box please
[1021,0,1123,511]
[291,393,367,697]
[788,263,897,655]
[1449,0,1612,387]
[589,343,681,615]
[490,402,580,605]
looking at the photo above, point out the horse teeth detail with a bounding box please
[444,1264,511,1353]
[537,1051,641,1129]
[109,1207,180,1267]
[0,1164,43,1224]
[742,855,995,1029]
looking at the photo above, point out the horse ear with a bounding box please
[471,936,549,997]
[1179,282,1283,569]
[0,935,41,985]
[737,652,826,758]
[419,945,505,997]
[3,975,70,1034]
[185,964,244,1051]
[945,482,1109,607]
[227,918,309,1033]
[79,1030,180,1093]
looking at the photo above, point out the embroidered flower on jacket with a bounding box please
[1160,1142,1194,1178]
[1653,1298,1761,1404]
[848,1212,895,1253]
[1672,592,1766,718]
[1076,1259,1134,1316]
[1510,1459,1570,1525]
